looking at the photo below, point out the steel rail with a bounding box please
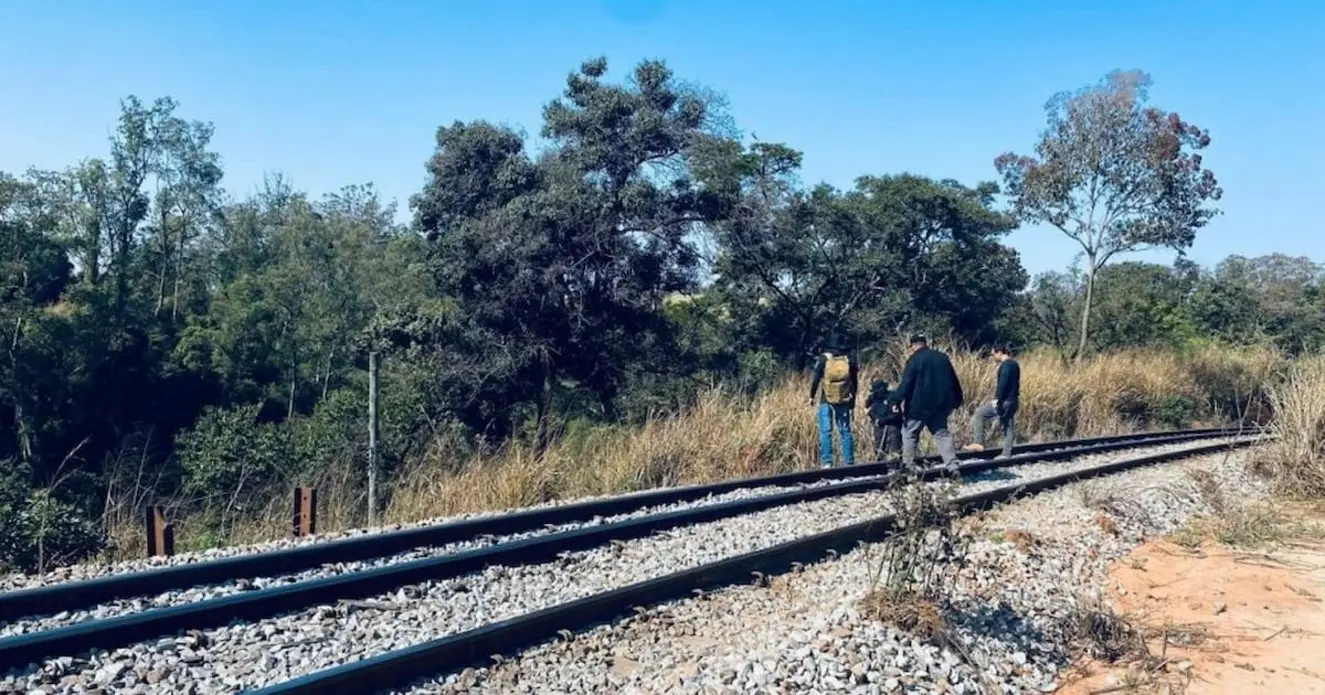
[251,436,1263,695]
[0,430,1241,671]
[0,427,1231,624]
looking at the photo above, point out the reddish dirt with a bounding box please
[1059,528,1325,694]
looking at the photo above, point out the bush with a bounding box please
[0,463,105,572]
[176,405,293,540]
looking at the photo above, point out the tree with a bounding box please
[995,70,1222,361]
[411,58,723,448]
[702,142,1026,363]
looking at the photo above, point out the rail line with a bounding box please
[0,429,1254,684]
[0,427,1225,626]
[247,435,1263,695]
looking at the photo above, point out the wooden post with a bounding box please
[292,487,318,537]
[144,506,174,557]
[367,350,380,526]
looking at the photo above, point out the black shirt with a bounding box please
[888,347,964,421]
[995,358,1021,405]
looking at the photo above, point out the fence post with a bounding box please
[144,506,174,557]
[292,486,318,537]
[367,350,380,526]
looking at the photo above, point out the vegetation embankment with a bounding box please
[99,345,1283,558]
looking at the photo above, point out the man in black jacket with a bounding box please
[965,345,1021,458]
[888,334,963,470]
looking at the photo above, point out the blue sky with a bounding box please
[1,0,1321,276]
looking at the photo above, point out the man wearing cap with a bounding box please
[887,333,963,470]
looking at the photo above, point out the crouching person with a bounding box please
[865,379,903,461]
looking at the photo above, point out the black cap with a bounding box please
[908,333,927,345]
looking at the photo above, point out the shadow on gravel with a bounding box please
[942,599,1071,672]
[962,468,1020,483]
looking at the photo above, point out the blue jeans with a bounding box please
[818,403,855,467]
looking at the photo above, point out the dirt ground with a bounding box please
[1059,505,1325,694]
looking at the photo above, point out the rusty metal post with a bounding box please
[144,506,174,557]
[292,487,318,537]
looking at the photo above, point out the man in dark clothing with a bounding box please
[865,380,903,460]
[887,334,963,470]
[809,338,858,467]
[965,345,1021,458]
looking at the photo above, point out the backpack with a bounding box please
[822,354,853,405]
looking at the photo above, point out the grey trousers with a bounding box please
[972,404,1016,457]
[901,415,959,468]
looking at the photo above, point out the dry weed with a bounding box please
[1255,355,1325,496]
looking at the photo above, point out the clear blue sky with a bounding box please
[1,0,1321,276]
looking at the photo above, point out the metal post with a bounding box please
[144,506,174,557]
[292,487,318,537]
[367,350,380,526]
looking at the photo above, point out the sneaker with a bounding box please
[961,443,985,453]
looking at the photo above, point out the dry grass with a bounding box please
[111,345,1282,553]
[384,345,1278,526]
[1254,355,1325,496]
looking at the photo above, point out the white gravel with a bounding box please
[0,435,1218,634]
[0,432,1183,594]
[0,472,861,593]
[0,437,1254,694]
[403,447,1267,695]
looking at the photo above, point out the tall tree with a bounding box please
[412,58,722,448]
[995,70,1222,361]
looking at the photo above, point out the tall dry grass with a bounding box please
[381,344,1281,525]
[1255,355,1325,495]
[109,345,1285,553]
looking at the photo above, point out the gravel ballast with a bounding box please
[405,448,1266,695]
[0,433,1206,595]
[0,437,1254,694]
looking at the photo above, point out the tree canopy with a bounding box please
[995,70,1223,361]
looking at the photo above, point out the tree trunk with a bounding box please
[172,225,186,322]
[1073,259,1097,364]
[155,221,169,317]
[534,363,554,455]
[82,221,100,286]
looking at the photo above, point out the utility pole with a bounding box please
[367,350,380,526]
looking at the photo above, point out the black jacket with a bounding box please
[866,383,903,426]
[888,347,964,421]
[995,358,1021,411]
[809,351,859,406]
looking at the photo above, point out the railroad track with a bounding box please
[0,428,1261,694]
[0,427,1226,623]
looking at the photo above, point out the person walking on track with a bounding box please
[888,333,963,471]
[964,345,1021,458]
[809,335,858,468]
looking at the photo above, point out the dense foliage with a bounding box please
[0,59,1316,570]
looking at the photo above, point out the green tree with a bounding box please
[995,70,1222,362]
[411,58,724,448]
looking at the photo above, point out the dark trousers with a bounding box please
[873,422,902,460]
[902,413,958,467]
[973,400,1017,457]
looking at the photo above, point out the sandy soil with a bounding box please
[1059,508,1325,694]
